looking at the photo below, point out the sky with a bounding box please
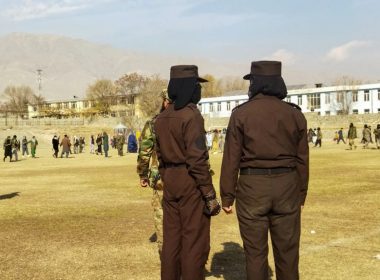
[0,0,380,85]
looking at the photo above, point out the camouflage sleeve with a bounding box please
[137,120,155,179]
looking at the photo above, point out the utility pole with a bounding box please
[37,69,42,95]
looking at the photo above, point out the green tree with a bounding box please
[86,79,116,115]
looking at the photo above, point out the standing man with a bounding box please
[314,127,322,147]
[11,135,20,162]
[374,124,380,149]
[3,136,12,162]
[117,133,125,156]
[29,136,38,158]
[103,132,109,157]
[52,135,59,158]
[347,123,357,150]
[137,89,171,257]
[154,65,220,280]
[220,61,309,280]
[60,135,71,158]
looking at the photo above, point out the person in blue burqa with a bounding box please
[127,131,138,153]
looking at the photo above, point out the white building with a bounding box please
[199,83,380,117]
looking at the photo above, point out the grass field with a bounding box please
[1,127,379,280]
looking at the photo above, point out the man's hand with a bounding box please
[222,206,233,214]
[140,178,149,187]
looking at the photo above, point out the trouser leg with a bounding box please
[180,191,210,280]
[236,175,272,280]
[270,171,301,280]
[152,190,163,256]
[161,198,182,280]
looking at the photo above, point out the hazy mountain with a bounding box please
[0,33,246,100]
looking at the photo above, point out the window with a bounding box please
[307,94,321,110]
[336,92,344,103]
[352,91,358,102]
[217,102,221,112]
[209,103,214,112]
[227,101,231,111]
[64,103,69,109]
[71,103,77,109]
[352,109,358,114]
[83,101,89,108]
[325,111,330,115]
[364,109,370,114]
[285,96,291,102]
[325,94,330,104]
[364,90,370,101]
[298,95,303,106]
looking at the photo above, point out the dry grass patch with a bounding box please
[1,128,379,279]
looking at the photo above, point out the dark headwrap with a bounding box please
[168,65,208,110]
[168,77,202,110]
[243,61,287,100]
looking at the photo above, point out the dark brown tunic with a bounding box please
[155,103,212,280]
[220,93,309,207]
[220,93,309,280]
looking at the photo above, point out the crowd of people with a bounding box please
[307,123,380,149]
[2,130,142,162]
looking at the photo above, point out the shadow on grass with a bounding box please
[0,192,20,200]
[207,242,273,280]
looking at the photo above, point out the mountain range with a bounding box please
[0,33,245,100]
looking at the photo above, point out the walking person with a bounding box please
[362,124,371,149]
[52,135,59,158]
[11,135,20,162]
[314,127,322,147]
[374,124,380,149]
[154,65,220,280]
[22,136,29,157]
[60,135,71,158]
[347,123,357,150]
[103,132,109,157]
[137,89,171,258]
[96,134,103,155]
[337,128,346,144]
[90,135,95,154]
[29,136,38,158]
[220,61,309,280]
[3,136,12,162]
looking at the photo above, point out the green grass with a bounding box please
[1,128,379,279]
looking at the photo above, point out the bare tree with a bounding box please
[332,76,361,114]
[2,85,41,117]
[86,79,116,115]
[138,75,168,118]
[201,74,222,97]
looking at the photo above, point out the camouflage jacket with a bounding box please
[137,116,161,189]
[347,127,357,139]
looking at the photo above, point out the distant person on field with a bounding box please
[337,128,346,144]
[362,124,371,149]
[52,135,59,158]
[11,135,20,161]
[96,134,103,155]
[22,136,29,157]
[3,136,12,162]
[127,131,138,153]
[374,124,380,149]
[347,123,357,150]
[103,132,109,157]
[60,135,71,158]
[29,136,38,158]
[314,127,322,147]
[307,128,315,143]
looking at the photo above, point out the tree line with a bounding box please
[0,73,248,119]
